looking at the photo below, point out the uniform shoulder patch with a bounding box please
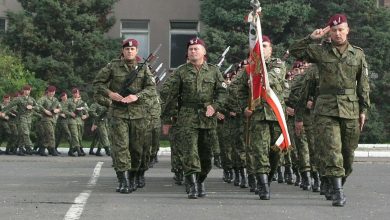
[222,82,228,89]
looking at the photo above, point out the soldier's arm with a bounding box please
[160,70,180,115]
[93,63,113,97]
[211,68,227,112]
[357,54,370,115]
[289,36,322,62]
[228,70,249,113]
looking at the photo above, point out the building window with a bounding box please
[0,18,6,34]
[121,20,149,60]
[170,21,199,68]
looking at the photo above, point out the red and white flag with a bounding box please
[245,2,291,150]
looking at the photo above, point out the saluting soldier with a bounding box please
[290,14,370,207]
[93,38,157,194]
[160,37,227,199]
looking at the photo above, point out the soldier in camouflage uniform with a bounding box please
[160,38,227,199]
[148,91,162,168]
[89,101,111,156]
[290,14,370,207]
[93,38,157,194]
[63,88,89,157]
[229,36,286,200]
[1,85,40,156]
[36,86,61,156]
[55,92,72,153]
[0,95,12,154]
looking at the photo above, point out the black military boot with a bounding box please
[239,168,248,188]
[248,174,256,193]
[233,169,240,186]
[104,146,111,156]
[128,171,136,192]
[227,169,234,183]
[95,148,103,156]
[186,174,198,199]
[284,166,294,185]
[89,147,95,155]
[25,146,33,155]
[55,146,61,155]
[257,174,270,200]
[320,176,327,195]
[294,170,301,187]
[39,147,48,156]
[332,177,346,207]
[68,148,76,157]
[5,147,13,155]
[76,147,85,157]
[277,166,284,183]
[137,170,145,188]
[301,171,312,191]
[197,174,207,198]
[324,177,333,200]
[312,171,320,192]
[119,171,130,194]
[17,147,25,156]
[213,154,222,168]
[49,148,58,156]
[115,171,123,192]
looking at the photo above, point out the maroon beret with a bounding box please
[262,35,271,44]
[47,85,56,92]
[60,92,67,98]
[71,88,79,94]
[3,94,10,99]
[293,61,303,69]
[23,84,32,91]
[122,38,138,48]
[187,37,206,49]
[327,14,347,27]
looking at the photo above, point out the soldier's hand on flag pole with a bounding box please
[244,108,253,118]
[206,105,215,117]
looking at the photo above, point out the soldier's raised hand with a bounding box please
[310,26,330,40]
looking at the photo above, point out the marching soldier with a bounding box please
[55,92,72,153]
[89,102,111,156]
[160,37,227,199]
[93,38,157,194]
[290,14,370,207]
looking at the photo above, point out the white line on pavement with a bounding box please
[63,161,104,220]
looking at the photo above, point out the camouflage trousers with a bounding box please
[315,115,360,178]
[109,117,146,172]
[303,112,318,173]
[246,120,281,175]
[18,117,33,148]
[217,122,233,170]
[294,129,311,173]
[68,122,84,148]
[7,120,19,149]
[55,120,71,148]
[150,124,161,159]
[176,127,214,177]
[169,125,183,173]
[96,120,110,148]
[139,119,152,172]
[287,117,299,172]
[232,117,246,169]
[0,121,11,148]
[40,120,56,149]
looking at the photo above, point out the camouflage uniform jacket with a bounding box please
[2,95,40,122]
[63,98,89,125]
[93,58,157,119]
[89,102,108,125]
[290,36,370,119]
[37,95,61,123]
[160,62,227,129]
[229,57,286,121]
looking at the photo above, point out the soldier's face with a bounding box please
[122,46,138,61]
[330,23,349,45]
[47,91,55,97]
[263,42,272,60]
[61,95,67,101]
[3,98,10,104]
[23,89,31,96]
[72,92,80,98]
[187,45,206,63]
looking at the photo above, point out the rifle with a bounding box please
[118,44,162,98]
[216,46,230,68]
[155,68,167,85]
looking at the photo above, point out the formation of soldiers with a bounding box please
[0,13,369,208]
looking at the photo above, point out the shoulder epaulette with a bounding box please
[352,45,364,52]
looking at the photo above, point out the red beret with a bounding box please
[262,35,271,44]
[71,88,79,94]
[23,84,32,90]
[293,61,303,68]
[327,14,347,27]
[122,38,138,48]
[187,37,206,49]
[47,85,56,92]
[3,94,10,99]
[60,92,67,98]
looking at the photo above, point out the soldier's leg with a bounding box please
[316,115,346,206]
[304,116,320,192]
[268,122,282,184]
[128,118,147,191]
[137,121,152,188]
[244,118,256,192]
[99,120,111,156]
[210,129,221,169]
[150,123,161,164]
[252,120,271,200]
[169,126,182,184]
[110,117,131,193]
[68,123,81,156]
[196,129,214,197]
[295,130,311,190]
[340,118,360,183]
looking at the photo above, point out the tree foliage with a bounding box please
[2,0,120,94]
[200,0,390,143]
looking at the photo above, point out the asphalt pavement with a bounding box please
[1,154,390,220]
